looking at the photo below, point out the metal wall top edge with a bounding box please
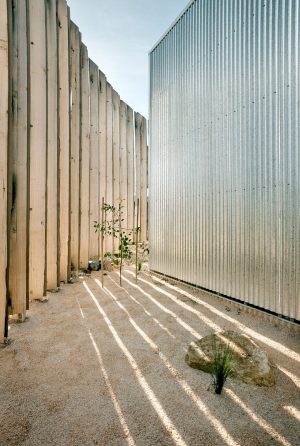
[149,0,197,55]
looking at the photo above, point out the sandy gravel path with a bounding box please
[1,267,299,446]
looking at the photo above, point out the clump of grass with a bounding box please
[211,338,233,394]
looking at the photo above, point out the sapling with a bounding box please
[94,199,136,286]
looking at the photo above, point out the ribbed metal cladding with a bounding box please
[149,0,300,321]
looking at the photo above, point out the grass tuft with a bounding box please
[211,338,233,394]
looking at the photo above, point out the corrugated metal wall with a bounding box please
[149,0,300,321]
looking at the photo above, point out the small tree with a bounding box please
[94,199,138,286]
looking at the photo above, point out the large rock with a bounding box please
[185,331,275,387]
[103,258,114,272]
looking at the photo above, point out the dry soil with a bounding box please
[0,267,299,446]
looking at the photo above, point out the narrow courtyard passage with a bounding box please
[1,268,299,446]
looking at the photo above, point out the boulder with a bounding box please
[103,258,114,272]
[89,259,100,271]
[185,330,275,387]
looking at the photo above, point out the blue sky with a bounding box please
[67,0,189,118]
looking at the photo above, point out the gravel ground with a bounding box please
[0,266,299,446]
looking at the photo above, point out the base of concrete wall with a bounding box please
[150,270,300,336]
